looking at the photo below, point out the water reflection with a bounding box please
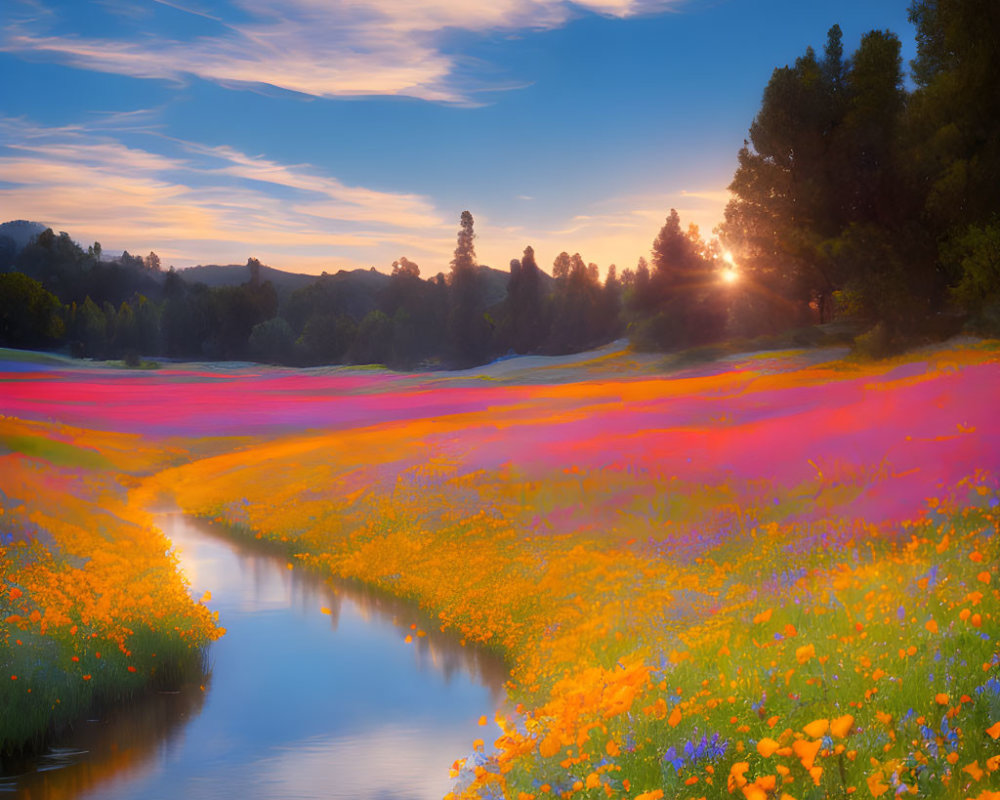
[3,512,506,800]
[1,685,206,799]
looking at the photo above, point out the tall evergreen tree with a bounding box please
[506,245,547,354]
[547,253,604,354]
[447,211,491,366]
[721,26,919,336]
[630,210,725,349]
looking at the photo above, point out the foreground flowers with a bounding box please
[2,340,999,797]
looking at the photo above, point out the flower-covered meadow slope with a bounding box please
[2,341,1000,799]
[0,417,223,754]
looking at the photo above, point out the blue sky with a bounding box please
[0,0,915,276]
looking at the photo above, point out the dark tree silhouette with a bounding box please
[447,211,492,366]
[505,245,547,353]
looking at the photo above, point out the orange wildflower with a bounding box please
[866,772,889,798]
[727,762,750,792]
[757,738,780,758]
[538,735,561,758]
[795,644,815,664]
[830,714,854,739]
[792,739,821,769]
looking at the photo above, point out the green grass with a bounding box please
[0,434,114,470]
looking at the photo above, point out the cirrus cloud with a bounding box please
[2,0,688,104]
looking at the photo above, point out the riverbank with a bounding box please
[0,418,222,763]
[4,511,502,799]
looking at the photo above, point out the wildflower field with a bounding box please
[2,340,1000,799]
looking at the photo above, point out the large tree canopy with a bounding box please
[719,25,943,340]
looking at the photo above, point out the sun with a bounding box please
[721,251,739,284]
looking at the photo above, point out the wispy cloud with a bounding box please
[0,116,454,269]
[148,0,224,23]
[2,0,687,103]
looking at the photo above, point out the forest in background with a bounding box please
[0,0,997,369]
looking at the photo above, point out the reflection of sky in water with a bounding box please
[112,726,478,800]
[19,513,504,800]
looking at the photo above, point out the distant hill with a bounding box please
[0,220,47,268]
[0,220,47,252]
[178,262,318,296]
[302,268,391,321]
[479,263,555,307]
[176,262,541,313]
[479,265,510,308]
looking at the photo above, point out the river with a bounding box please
[2,512,506,799]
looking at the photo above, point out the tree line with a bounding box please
[0,214,625,368]
[719,0,1000,354]
[1,0,997,366]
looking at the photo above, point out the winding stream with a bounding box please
[3,512,506,799]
